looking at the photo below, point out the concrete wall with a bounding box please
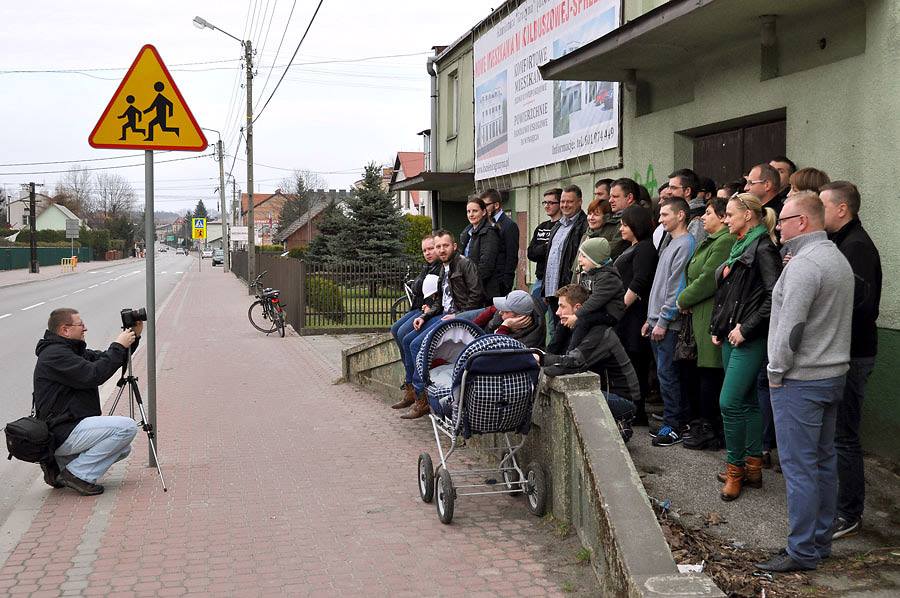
[342,335,722,597]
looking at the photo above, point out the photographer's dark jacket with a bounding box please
[422,252,486,320]
[410,260,442,311]
[33,332,136,447]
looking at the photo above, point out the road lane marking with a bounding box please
[49,294,69,301]
[73,288,85,294]
[175,271,183,274]
[161,271,167,274]
[0,314,10,320]
[21,302,45,311]
[88,284,99,289]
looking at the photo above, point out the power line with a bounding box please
[255,0,297,111]
[253,0,326,123]
[256,0,279,69]
[0,153,213,177]
[0,152,167,167]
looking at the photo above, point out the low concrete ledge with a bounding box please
[342,339,723,597]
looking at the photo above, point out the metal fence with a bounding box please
[0,247,94,271]
[230,251,413,335]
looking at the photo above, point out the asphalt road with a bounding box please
[0,251,206,527]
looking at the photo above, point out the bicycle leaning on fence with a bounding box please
[389,265,416,322]
[248,270,286,337]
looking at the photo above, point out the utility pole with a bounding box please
[245,40,256,292]
[216,139,230,272]
[28,182,39,274]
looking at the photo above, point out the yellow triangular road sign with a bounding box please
[89,45,207,151]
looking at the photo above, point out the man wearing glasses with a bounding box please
[745,162,786,216]
[757,192,854,572]
[33,308,140,495]
[527,188,563,304]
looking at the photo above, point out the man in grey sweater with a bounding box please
[642,197,696,447]
[756,192,854,573]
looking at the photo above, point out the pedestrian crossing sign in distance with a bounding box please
[192,218,207,240]
[89,44,207,151]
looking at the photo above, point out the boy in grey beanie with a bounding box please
[564,237,625,349]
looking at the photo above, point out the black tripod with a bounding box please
[108,350,167,491]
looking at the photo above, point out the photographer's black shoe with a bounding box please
[57,469,104,496]
[40,459,64,489]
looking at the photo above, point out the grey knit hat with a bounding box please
[579,237,611,268]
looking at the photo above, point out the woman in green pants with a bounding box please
[676,197,735,450]
[709,193,782,501]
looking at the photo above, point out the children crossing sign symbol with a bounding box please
[89,45,207,151]
[192,218,207,240]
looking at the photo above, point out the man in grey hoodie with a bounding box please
[756,192,854,573]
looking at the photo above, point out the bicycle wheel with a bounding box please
[275,306,286,337]
[389,296,407,321]
[248,300,277,333]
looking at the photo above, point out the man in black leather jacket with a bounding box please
[33,308,140,495]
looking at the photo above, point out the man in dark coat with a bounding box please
[481,189,520,294]
[822,181,883,540]
[526,187,562,305]
[542,185,588,325]
[33,308,141,495]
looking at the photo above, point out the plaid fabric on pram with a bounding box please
[448,335,538,438]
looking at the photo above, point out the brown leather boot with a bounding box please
[400,394,430,419]
[391,384,416,410]
[716,466,747,484]
[720,463,745,501]
[745,455,764,489]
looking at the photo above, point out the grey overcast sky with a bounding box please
[0,1,494,214]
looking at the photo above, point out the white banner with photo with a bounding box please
[474,0,620,180]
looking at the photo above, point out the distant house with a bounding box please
[390,152,427,215]
[7,195,89,232]
[275,189,350,250]
[240,189,293,246]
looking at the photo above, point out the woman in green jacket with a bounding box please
[676,197,735,450]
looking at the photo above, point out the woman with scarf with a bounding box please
[709,193,782,501]
[459,197,502,298]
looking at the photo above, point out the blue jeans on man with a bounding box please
[770,375,845,569]
[54,416,138,483]
[650,329,687,430]
[836,357,876,522]
[391,310,419,383]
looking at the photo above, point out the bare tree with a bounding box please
[276,170,330,237]
[53,165,94,217]
[93,172,136,225]
[279,169,328,195]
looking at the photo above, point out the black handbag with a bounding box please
[4,416,52,463]
[675,313,698,361]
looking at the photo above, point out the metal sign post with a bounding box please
[65,218,79,258]
[144,151,158,467]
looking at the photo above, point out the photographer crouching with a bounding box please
[33,308,142,496]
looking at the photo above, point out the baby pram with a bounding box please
[414,319,547,524]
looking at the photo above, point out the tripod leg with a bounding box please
[129,380,168,492]
[108,380,127,416]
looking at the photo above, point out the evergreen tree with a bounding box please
[181,210,193,247]
[338,162,408,266]
[306,201,348,264]
[193,199,209,221]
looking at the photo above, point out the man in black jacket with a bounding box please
[401,230,486,419]
[481,189,520,294]
[34,308,140,495]
[822,181,883,539]
[543,284,637,439]
[526,188,562,305]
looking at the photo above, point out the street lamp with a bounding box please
[194,15,255,291]
[201,126,230,273]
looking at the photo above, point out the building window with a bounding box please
[448,71,459,138]
[22,214,29,226]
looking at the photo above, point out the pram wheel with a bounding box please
[436,469,455,524]
[418,453,435,503]
[501,450,521,493]
[524,462,547,517]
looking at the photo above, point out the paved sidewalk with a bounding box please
[0,269,596,597]
[0,258,143,289]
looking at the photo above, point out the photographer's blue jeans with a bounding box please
[54,416,138,483]
[650,329,687,429]
[771,376,844,568]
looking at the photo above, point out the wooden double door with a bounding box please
[692,120,786,185]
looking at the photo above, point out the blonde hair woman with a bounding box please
[708,193,782,501]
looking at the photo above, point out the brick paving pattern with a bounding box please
[0,269,595,597]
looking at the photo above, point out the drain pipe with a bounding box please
[427,55,440,226]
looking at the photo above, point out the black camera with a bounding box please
[120,307,147,329]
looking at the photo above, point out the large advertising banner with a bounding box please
[474,0,620,180]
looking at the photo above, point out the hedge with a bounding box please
[306,276,345,324]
